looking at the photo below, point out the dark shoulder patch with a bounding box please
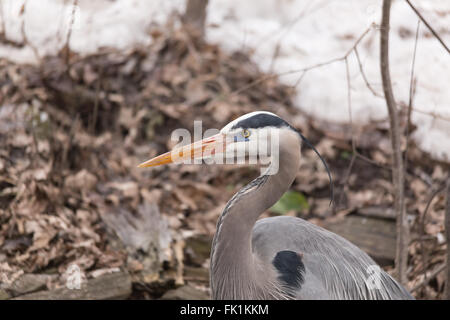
[231,113,290,130]
[272,250,305,290]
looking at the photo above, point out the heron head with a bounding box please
[138,110,333,203]
[219,111,300,164]
[137,111,297,168]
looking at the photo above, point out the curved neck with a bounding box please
[210,134,301,299]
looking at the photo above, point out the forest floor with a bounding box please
[0,21,448,300]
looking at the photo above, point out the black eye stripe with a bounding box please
[231,113,289,130]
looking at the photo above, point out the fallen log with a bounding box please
[13,272,131,300]
[324,214,397,266]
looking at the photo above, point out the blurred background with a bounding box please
[0,0,449,299]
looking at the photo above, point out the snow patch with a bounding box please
[0,0,449,161]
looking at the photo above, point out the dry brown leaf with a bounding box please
[65,169,98,191]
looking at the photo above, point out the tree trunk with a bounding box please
[445,173,450,299]
[380,0,408,285]
[183,0,209,37]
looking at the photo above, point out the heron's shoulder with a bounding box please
[256,215,308,225]
[252,215,371,262]
[251,216,316,261]
[254,216,321,234]
[252,216,414,299]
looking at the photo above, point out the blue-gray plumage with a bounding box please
[139,111,414,300]
[253,216,412,299]
[209,111,413,300]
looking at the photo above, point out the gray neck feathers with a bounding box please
[210,132,301,299]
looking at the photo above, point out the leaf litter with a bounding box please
[0,18,448,299]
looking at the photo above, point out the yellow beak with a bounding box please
[138,133,227,168]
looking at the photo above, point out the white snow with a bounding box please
[0,0,449,161]
[207,0,450,162]
[0,0,185,62]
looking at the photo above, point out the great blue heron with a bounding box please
[139,111,413,300]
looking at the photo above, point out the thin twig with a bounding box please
[252,0,320,54]
[405,107,450,122]
[64,0,78,65]
[266,1,318,72]
[89,67,103,134]
[418,184,445,296]
[291,70,307,89]
[228,15,450,126]
[19,1,40,62]
[404,24,420,284]
[338,54,394,209]
[380,0,408,285]
[445,173,450,299]
[404,0,450,54]
[61,114,80,168]
[407,21,420,119]
[404,20,420,211]
[337,58,358,209]
[345,58,355,153]
[411,263,446,293]
[229,26,374,98]
[354,47,383,98]
[0,1,6,35]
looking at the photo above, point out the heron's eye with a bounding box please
[242,129,251,139]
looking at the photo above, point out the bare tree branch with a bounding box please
[380,0,408,285]
[445,173,450,299]
[64,0,78,65]
[336,58,357,209]
[418,183,445,296]
[403,28,419,290]
[19,1,40,61]
[411,263,446,293]
[0,1,5,35]
[230,26,374,97]
[405,0,450,54]
[354,47,384,98]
